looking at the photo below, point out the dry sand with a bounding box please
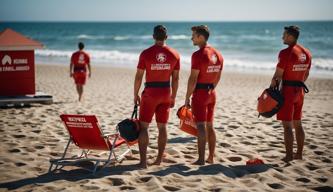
[0,64,332,191]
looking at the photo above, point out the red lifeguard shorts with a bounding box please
[73,72,87,85]
[277,87,304,121]
[139,88,171,124]
[191,89,216,122]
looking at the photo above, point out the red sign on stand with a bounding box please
[0,50,35,95]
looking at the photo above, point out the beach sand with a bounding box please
[0,64,332,191]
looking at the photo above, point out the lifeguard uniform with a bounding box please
[71,51,90,85]
[191,45,223,122]
[276,44,312,121]
[137,45,180,123]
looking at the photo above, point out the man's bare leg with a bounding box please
[282,121,294,162]
[151,123,167,165]
[293,120,304,160]
[76,85,83,101]
[206,122,216,164]
[138,121,149,168]
[193,122,206,165]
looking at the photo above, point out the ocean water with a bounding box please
[1,22,332,76]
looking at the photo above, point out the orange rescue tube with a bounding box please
[177,106,198,137]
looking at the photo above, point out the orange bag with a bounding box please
[176,106,198,137]
[257,88,284,118]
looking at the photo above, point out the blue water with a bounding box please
[1,22,332,75]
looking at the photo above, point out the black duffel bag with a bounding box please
[117,105,140,142]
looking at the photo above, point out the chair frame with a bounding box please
[48,114,132,175]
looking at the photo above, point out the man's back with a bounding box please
[71,51,90,67]
[192,45,223,84]
[278,44,311,82]
[137,44,180,82]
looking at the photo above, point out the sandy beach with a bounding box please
[0,64,332,192]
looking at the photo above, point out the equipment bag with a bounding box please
[117,105,140,142]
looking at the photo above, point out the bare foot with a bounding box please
[206,157,214,164]
[281,156,293,163]
[293,153,303,160]
[192,160,205,165]
[136,162,147,169]
[149,159,162,166]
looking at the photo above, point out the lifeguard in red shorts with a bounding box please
[134,25,180,168]
[270,26,312,162]
[185,25,223,165]
[70,42,91,102]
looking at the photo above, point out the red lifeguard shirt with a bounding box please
[277,44,311,81]
[71,51,90,70]
[137,44,180,82]
[191,45,223,84]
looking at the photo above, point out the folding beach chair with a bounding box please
[49,114,132,174]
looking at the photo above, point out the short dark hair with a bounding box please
[284,25,300,40]
[153,25,167,41]
[191,25,210,40]
[78,42,84,50]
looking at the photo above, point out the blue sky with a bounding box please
[0,0,332,22]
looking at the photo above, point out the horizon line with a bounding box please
[1,20,333,23]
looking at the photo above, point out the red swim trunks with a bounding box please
[73,72,87,85]
[277,87,304,121]
[191,89,216,122]
[139,88,171,124]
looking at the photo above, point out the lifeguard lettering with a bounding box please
[207,65,221,73]
[151,63,171,70]
[293,64,309,71]
[13,59,28,65]
[66,122,93,128]
[68,117,86,122]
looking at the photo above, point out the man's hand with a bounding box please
[134,94,141,106]
[70,72,73,78]
[270,78,277,88]
[185,97,191,108]
[170,97,175,108]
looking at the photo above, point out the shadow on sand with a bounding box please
[0,162,274,190]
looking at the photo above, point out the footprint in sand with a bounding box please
[163,185,180,191]
[296,177,311,183]
[225,133,233,137]
[314,151,324,155]
[219,143,231,148]
[81,185,100,190]
[305,164,319,171]
[32,130,41,133]
[15,162,27,167]
[120,186,136,190]
[50,152,59,157]
[227,156,242,162]
[139,176,152,183]
[181,150,196,155]
[308,144,318,149]
[241,141,253,145]
[163,158,177,164]
[267,183,284,189]
[8,148,21,153]
[321,158,332,163]
[12,134,26,138]
[316,177,328,183]
[107,178,125,186]
[34,145,45,149]
[228,125,239,129]
[184,155,195,159]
